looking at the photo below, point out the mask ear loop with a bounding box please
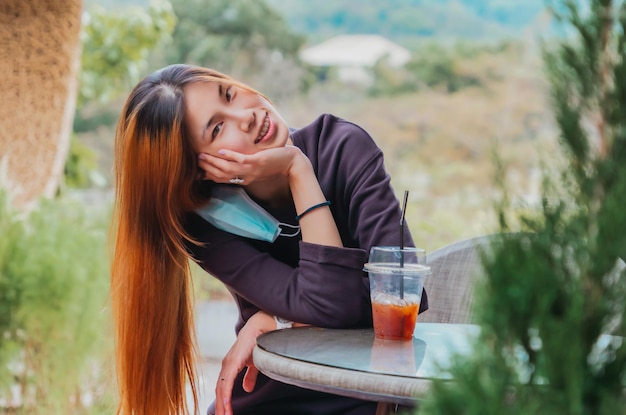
[278,223,301,238]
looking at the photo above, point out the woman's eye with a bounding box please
[212,122,223,139]
[225,87,233,102]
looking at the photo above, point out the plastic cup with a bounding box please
[365,247,430,340]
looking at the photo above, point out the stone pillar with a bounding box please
[0,0,82,208]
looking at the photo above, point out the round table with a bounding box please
[253,323,480,406]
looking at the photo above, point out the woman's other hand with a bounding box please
[214,310,275,415]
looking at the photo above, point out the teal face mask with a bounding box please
[195,185,300,243]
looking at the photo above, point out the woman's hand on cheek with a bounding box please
[208,146,308,185]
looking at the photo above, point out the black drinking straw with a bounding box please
[399,190,409,298]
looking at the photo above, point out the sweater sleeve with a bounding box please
[186,214,367,328]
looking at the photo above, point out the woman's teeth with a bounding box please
[256,115,270,143]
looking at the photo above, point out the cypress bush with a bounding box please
[418,1,626,414]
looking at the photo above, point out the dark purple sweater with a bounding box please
[187,114,427,415]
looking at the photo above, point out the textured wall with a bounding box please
[0,0,82,207]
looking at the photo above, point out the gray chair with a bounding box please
[418,234,499,324]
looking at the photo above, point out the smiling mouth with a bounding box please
[255,113,271,144]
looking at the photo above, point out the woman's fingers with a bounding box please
[198,151,254,184]
[198,152,248,183]
[217,149,247,163]
[214,372,235,415]
[242,366,259,393]
[215,350,245,415]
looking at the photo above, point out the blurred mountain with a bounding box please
[84,0,149,8]
[85,0,549,44]
[264,0,549,43]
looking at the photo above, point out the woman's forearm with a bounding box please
[288,153,342,247]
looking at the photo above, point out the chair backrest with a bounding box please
[419,235,498,324]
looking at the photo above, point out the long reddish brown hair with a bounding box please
[111,64,258,414]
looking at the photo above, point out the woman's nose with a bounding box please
[233,109,254,132]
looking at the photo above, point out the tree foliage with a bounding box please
[419,1,626,413]
[68,1,176,189]
[79,0,176,106]
[164,0,305,78]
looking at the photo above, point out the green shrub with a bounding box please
[63,134,100,189]
[418,1,626,414]
[0,191,114,414]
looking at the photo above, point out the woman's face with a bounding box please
[183,81,290,156]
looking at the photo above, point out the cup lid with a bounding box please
[363,263,431,274]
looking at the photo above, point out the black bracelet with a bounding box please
[295,200,331,221]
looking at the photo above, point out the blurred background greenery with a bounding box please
[75,0,557,250]
[1,0,568,412]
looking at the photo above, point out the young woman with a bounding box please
[111,64,427,415]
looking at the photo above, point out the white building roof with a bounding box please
[300,34,411,68]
